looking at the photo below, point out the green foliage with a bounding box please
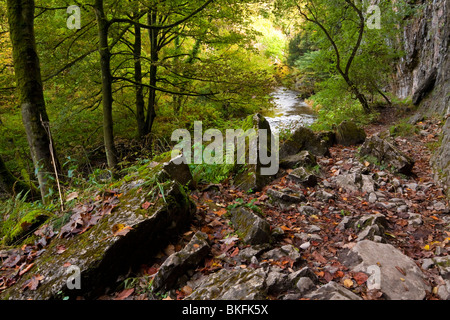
[309,76,379,131]
[0,192,54,245]
[389,119,419,138]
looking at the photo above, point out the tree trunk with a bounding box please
[94,0,118,168]
[7,0,56,202]
[145,10,158,137]
[133,22,146,139]
[0,155,39,200]
[343,75,371,113]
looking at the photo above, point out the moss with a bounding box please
[2,209,51,245]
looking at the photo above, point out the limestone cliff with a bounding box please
[392,0,449,195]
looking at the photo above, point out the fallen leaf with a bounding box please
[22,274,43,291]
[18,263,35,276]
[56,245,66,254]
[141,201,153,210]
[312,251,327,264]
[116,288,134,300]
[164,244,176,256]
[395,266,406,276]
[352,272,369,285]
[343,278,354,288]
[112,223,133,237]
[181,285,193,296]
[2,254,21,268]
[66,192,79,202]
[214,208,227,217]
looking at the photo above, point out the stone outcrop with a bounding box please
[339,240,430,300]
[279,126,331,159]
[234,114,276,192]
[391,0,449,195]
[334,120,366,146]
[229,207,271,245]
[152,231,210,293]
[0,162,196,300]
[359,134,415,175]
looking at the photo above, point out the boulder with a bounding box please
[186,268,267,300]
[0,163,196,300]
[288,167,318,187]
[335,120,367,146]
[279,127,330,159]
[152,231,210,293]
[280,150,317,169]
[267,188,306,208]
[234,114,277,192]
[229,207,271,245]
[162,154,196,189]
[359,134,415,175]
[335,172,376,193]
[339,240,430,300]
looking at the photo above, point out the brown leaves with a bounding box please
[21,274,43,292]
[60,192,120,238]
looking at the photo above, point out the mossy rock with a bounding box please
[2,209,51,246]
[335,120,366,146]
[279,126,330,159]
[0,163,196,300]
[234,114,275,192]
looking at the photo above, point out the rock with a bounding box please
[359,134,415,175]
[280,150,317,169]
[266,271,289,294]
[287,167,318,188]
[2,209,51,245]
[296,277,316,295]
[279,126,330,159]
[335,172,375,193]
[314,190,335,202]
[299,205,321,216]
[288,266,318,284]
[261,245,302,267]
[337,213,388,243]
[237,244,271,263]
[152,232,210,292]
[234,114,276,192]
[229,207,271,245]
[335,120,367,146]
[368,192,378,203]
[304,281,362,300]
[339,240,430,300]
[429,256,450,300]
[0,163,196,300]
[162,154,196,189]
[186,268,267,300]
[267,188,306,208]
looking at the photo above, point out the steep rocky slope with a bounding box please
[391,0,449,194]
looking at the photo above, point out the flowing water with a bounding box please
[264,87,316,134]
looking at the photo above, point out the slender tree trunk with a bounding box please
[94,0,117,168]
[133,22,146,139]
[145,10,158,137]
[7,0,56,202]
[0,155,39,200]
[342,74,371,113]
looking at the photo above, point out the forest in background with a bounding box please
[0,0,428,244]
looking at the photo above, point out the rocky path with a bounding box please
[100,111,449,301]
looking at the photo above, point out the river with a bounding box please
[264,87,316,133]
